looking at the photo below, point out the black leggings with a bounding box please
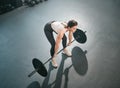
[44,21,67,57]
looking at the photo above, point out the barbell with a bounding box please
[28,28,87,77]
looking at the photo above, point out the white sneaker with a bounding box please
[51,57,58,68]
[63,48,72,56]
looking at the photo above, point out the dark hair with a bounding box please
[67,20,78,28]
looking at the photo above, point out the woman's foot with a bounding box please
[63,48,72,56]
[51,57,58,68]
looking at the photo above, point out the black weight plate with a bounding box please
[73,29,87,43]
[32,58,47,77]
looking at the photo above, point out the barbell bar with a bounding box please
[28,29,87,77]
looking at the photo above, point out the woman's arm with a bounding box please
[53,31,64,57]
[68,31,73,46]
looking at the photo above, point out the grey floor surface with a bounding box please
[0,0,120,88]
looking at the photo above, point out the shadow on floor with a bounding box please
[62,64,72,88]
[41,62,54,88]
[51,53,68,88]
[27,46,88,88]
[72,46,88,76]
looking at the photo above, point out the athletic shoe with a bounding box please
[63,48,72,56]
[51,57,58,68]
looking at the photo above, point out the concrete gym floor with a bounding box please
[0,0,120,88]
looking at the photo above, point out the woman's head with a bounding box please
[67,20,78,28]
[67,20,78,32]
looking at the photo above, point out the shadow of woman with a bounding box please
[27,46,88,88]
[41,62,54,88]
[71,46,88,76]
[63,64,72,88]
[45,53,68,88]
[51,54,68,88]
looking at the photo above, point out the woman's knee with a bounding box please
[50,46,55,56]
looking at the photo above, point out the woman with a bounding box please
[44,20,78,68]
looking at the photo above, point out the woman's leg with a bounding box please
[62,34,67,48]
[44,23,55,57]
